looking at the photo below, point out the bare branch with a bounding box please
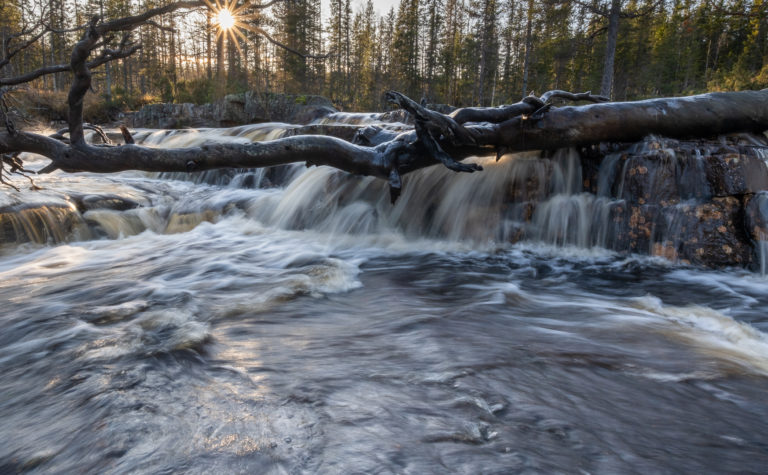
[43,22,89,35]
[539,90,610,103]
[142,20,177,33]
[243,25,332,59]
[1,91,768,202]
[620,0,663,19]
[119,125,135,145]
[1,29,48,70]
[1,151,41,191]
[587,26,608,39]
[94,1,205,33]
[0,43,140,87]
[570,0,608,17]
[386,91,476,145]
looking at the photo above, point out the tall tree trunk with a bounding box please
[169,14,177,100]
[601,0,621,98]
[206,10,213,80]
[522,0,533,98]
[216,34,225,98]
[49,0,57,91]
[1,27,8,79]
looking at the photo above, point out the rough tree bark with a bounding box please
[1,2,768,204]
[601,0,621,98]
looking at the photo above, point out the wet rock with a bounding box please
[378,109,412,124]
[744,192,768,242]
[578,145,603,194]
[568,135,768,268]
[291,105,337,124]
[165,210,218,234]
[69,193,141,212]
[606,203,661,253]
[505,158,554,203]
[622,152,678,204]
[615,150,710,205]
[597,198,751,267]
[704,152,768,196]
[0,203,86,244]
[131,103,205,129]
[744,192,768,270]
[83,210,149,239]
[506,201,537,224]
[658,197,751,267]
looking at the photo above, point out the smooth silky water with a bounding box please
[2,123,768,474]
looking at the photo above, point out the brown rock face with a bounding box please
[744,192,768,241]
[579,136,768,268]
[504,156,554,203]
[657,197,751,267]
[705,153,768,196]
[607,204,660,253]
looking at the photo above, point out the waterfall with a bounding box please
[0,203,89,245]
[5,119,768,270]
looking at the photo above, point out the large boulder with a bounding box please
[656,197,752,267]
[573,136,768,268]
[704,152,768,196]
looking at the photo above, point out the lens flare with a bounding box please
[204,0,297,61]
[217,8,235,30]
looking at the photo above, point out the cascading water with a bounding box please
[2,119,768,473]
[81,130,627,249]
[751,145,768,273]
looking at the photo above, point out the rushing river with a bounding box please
[2,122,768,473]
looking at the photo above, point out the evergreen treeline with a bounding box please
[1,0,767,111]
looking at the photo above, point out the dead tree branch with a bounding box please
[2,90,768,200]
[1,2,767,200]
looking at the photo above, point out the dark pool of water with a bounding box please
[2,224,768,473]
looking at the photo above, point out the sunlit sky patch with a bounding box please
[320,0,399,20]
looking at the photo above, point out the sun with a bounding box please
[203,0,325,62]
[204,0,263,58]
[217,8,235,30]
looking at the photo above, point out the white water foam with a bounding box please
[631,295,768,376]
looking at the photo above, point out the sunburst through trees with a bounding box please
[204,0,260,59]
[205,0,328,63]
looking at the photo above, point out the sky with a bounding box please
[320,0,400,21]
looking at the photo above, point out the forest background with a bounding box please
[1,0,766,115]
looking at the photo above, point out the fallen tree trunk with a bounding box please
[2,3,768,203]
[3,89,768,202]
[465,90,768,152]
[2,4,768,202]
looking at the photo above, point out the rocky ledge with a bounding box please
[131,92,337,128]
[500,133,768,268]
[3,130,768,270]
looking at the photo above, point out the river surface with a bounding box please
[2,123,768,473]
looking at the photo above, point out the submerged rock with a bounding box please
[0,191,146,246]
[69,193,141,212]
[607,203,660,253]
[0,202,86,245]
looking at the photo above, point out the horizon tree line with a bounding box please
[1,0,766,112]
